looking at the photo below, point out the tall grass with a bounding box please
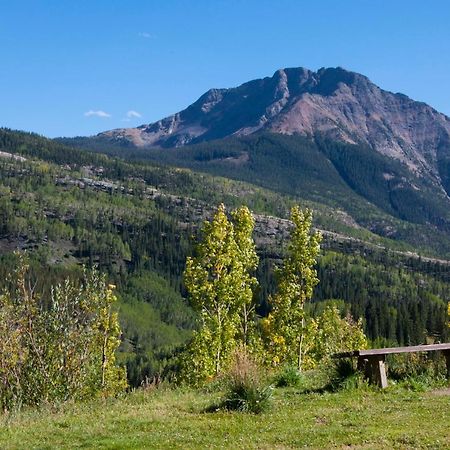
[220,348,273,414]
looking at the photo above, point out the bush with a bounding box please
[387,352,446,382]
[220,348,273,414]
[327,358,367,391]
[304,306,367,370]
[0,256,127,411]
[387,353,448,390]
[274,365,304,388]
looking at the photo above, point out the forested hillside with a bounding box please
[61,66,450,251]
[63,133,450,258]
[1,128,449,385]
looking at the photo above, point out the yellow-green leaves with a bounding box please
[263,206,322,370]
[180,204,258,385]
[305,306,367,369]
[0,257,127,410]
[448,302,450,328]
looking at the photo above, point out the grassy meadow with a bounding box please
[1,383,449,449]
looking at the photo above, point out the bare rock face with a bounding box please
[98,66,450,183]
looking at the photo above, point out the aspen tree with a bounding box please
[264,206,322,370]
[181,204,258,384]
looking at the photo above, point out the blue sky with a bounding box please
[2,0,450,137]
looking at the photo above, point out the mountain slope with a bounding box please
[59,67,450,246]
[64,132,450,248]
[78,66,450,196]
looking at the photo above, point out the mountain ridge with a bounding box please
[57,67,450,246]
[91,66,450,193]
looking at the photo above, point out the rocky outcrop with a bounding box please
[97,66,450,188]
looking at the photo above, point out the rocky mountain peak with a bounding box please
[96,66,450,189]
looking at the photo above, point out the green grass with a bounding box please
[1,385,449,449]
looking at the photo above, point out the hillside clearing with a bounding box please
[1,386,449,449]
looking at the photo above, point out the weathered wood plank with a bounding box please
[336,342,450,358]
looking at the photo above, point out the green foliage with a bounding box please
[392,373,447,392]
[387,352,447,387]
[327,358,367,392]
[180,204,259,385]
[99,132,450,257]
[318,137,450,228]
[314,252,450,344]
[231,206,260,347]
[263,206,322,369]
[304,306,367,370]
[1,127,450,389]
[273,365,304,388]
[270,307,367,384]
[117,270,195,386]
[0,256,127,410]
[448,301,450,328]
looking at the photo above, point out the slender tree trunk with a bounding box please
[101,308,111,388]
[215,309,221,375]
[242,303,248,347]
[298,316,305,371]
[101,332,108,387]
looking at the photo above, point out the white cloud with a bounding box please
[84,110,111,118]
[139,32,153,39]
[126,110,142,119]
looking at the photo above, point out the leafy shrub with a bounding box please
[274,365,304,387]
[220,348,273,414]
[304,306,367,370]
[0,256,127,411]
[327,358,367,391]
[387,352,447,390]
